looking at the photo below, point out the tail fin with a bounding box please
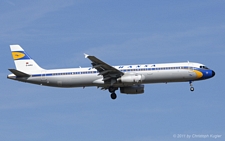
[10,45,44,72]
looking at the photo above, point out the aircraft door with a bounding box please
[188,62,195,77]
[41,71,47,81]
[188,62,194,72]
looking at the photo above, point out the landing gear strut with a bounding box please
[108,87,118,100]
[189,81,194,91]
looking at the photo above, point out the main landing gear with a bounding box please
[108,87,118,100]
[189,81,194,91]
[110,93,117,100]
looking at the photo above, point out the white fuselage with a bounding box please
[7,45,215,99]
[8,62,214,88]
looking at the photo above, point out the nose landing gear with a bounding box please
[189,81,194,91]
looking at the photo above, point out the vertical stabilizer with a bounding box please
[10,45,44,72]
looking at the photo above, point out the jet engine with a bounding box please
[120,85,144,94]
[118,74,144,83]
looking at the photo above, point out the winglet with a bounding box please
[84,53,89,58]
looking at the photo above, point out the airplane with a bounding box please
[7,45,215,100]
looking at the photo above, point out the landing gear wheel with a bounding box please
[110,93,117,100]
[190,87,194,91]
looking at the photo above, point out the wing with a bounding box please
[84,54,124,85]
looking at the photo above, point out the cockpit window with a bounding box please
[200,66,209,69]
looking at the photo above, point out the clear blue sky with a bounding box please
[1,0,224,141]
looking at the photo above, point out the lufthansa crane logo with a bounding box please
[12,51,31,60]
[12,52,25,60]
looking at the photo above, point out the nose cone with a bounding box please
[212,70,215,77]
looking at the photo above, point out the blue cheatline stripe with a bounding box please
[30,66,202,78]
[32,74,42,77]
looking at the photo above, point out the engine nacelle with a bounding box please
[118,74,144,83]
[120,85,144,94]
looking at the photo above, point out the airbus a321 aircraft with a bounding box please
[7,45,215,99]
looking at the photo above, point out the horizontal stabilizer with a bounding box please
[8,69,30,77]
